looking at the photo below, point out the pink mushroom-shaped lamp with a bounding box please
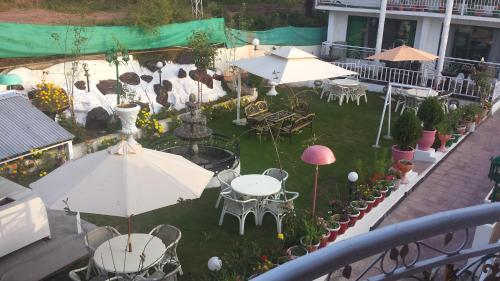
[301,145,336,215]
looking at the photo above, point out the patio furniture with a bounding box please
[148,224,182,274]
[231,174,282,198]
[69,265,112,281]
[326,84,347,105]
[146,265,182,281]
[85,226,121,279]
[218,192,259,235]
[93,233,166,275]
[262,168,289,184]
[280,113,315,142]
[259,191,299,233]
[215,169,240,208]
[265,110,296,124]
[244,101,272,124]
[349,84,368,105]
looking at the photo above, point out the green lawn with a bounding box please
[81,89,394,280]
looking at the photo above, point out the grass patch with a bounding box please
[78,89,394,280]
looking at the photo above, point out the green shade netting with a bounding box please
[0,18,327,59]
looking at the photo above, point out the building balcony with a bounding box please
[316,0,500,18]
[319,42,500,100]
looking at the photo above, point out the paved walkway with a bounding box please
[379,112,500,227]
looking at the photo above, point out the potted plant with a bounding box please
[347,206,360,227]
[359,184,376,213]
[463,103,482,132]
[392,110,422,162]
[397,159,414,184]
[316,217,330,248]
[325,215,340,242]
[285,246,308,260]
[436,114,455,152]
[417,97,445,151]
[330,200,350,235]
[372,189,383,207]
[300,216,322,252]
[374,180,391,198]
[350,200,368,220]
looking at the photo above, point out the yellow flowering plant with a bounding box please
[136,108,164,139]
[32,80,70,114]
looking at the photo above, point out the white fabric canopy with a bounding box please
[31,140,214,217]
[232,47,358,84]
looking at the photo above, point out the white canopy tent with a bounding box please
[231,47,358,124]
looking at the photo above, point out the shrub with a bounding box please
[393,110,422,151]
[127,0,173,32]
[417,97,444,131]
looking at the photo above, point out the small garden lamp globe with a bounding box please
[252,38,260,51]
[449,104,457,111]
[156,61,165,83]
[348,171,359,200]
[301,145,336,215]
[208,256,222,272]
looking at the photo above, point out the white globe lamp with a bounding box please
[252,38,260,51]
[208,256,222,272]
[348,171,358,183]
[449,104,457,111]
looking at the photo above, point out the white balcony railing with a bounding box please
[316,0,500,17]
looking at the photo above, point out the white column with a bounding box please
[327,11,335,43]
[436,0,454,76]
[67,141,74,160]
[375,0,388,55]
[234,71,242,125]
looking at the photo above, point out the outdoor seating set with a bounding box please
[216,168,299,235]
[70,225,182,281]
[391,86,453,114]
[319,78,368,106]
[244,100,315,142]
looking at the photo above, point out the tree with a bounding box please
[128,0,174,32]
[188,30,218,103]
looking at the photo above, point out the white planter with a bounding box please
[115,104,141,135]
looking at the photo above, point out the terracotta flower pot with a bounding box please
[319,233,329,248]
[391,145,415,163]
[437,133,452,152]
[373,194,383,207]
[397,160,414,184]
[348,212,360,227]
[365,200,375,213]
[417,130,436,151]
[351,202,368,220]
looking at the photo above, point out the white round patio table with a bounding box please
[231,174,281,197]
[405,88,439,98]
[93,233,166,274]
[331,78,360,87]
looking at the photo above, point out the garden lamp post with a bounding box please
[301,145,336,216]
[252,38,260,57]
[105,47,130,105]
[348,171,359,201]
[83,63,90,92]
[156,61,164,84]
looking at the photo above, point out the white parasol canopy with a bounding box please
[232,47,358,84]
[231,47,358,124]
[31,140,214,217]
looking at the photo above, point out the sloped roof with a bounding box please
[0,91,73,161]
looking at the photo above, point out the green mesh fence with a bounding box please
[0,18,326,58]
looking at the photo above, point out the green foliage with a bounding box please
[462,103,482,121]
[57,114,87,143]
[221,240,262,279]
[188,31,218,71]
[417,97,444,131]
[471,64,494,104]
[393,110,422,150]
[246,73,263,88]
[302,215,322,245]
[354,150,391,185]
[127,0,173,32]
[96,137,120,151]
[436,112,457,135]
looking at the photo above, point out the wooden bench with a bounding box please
[280,113,315,142]
[245,101,272,124]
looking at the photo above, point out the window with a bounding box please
[451,25,493,61]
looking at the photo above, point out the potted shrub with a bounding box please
[350,200,368,220]
[372,189,383,207]
[286,246,308,260]
[397,159,414,184]
[392,110,422,162]
[330,200,349,235]
[347,206,360,227]
[300,216,322,252]
[417,97,445,151]
[359,184,376,213]
[463,103,482,132]
[325,215,340,242]
[374,181,390,198]
[436,116,454,152]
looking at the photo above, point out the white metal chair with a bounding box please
[146,265,182,281]
[259,191,299,233]
[218,191,258,235]
[84,226,121,279]
[320,81,333,100]
[349,84,368,105]
[262,168,289,184]
[215,169,240,208]
[148,224,182,274]
[327,84,348,105]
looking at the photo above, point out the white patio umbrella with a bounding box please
[231,47,358,124]
[31,139,214,251]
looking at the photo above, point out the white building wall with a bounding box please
[414,17,443,55]
[326,11,349,43]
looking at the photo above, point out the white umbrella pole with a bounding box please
[234,71,243,126]
[128,215,132,252]
[76,212,82,234]
[373,83,392,148]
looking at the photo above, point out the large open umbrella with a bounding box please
[31,138,214,251]
[231,47,358,124]
[366,45,438,62]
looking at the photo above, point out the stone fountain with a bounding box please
[173,94,213,163]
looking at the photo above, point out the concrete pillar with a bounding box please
[67,141,74,160]
[436,0,454,76]
[375,0,388,55]
[327,11,335,43]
